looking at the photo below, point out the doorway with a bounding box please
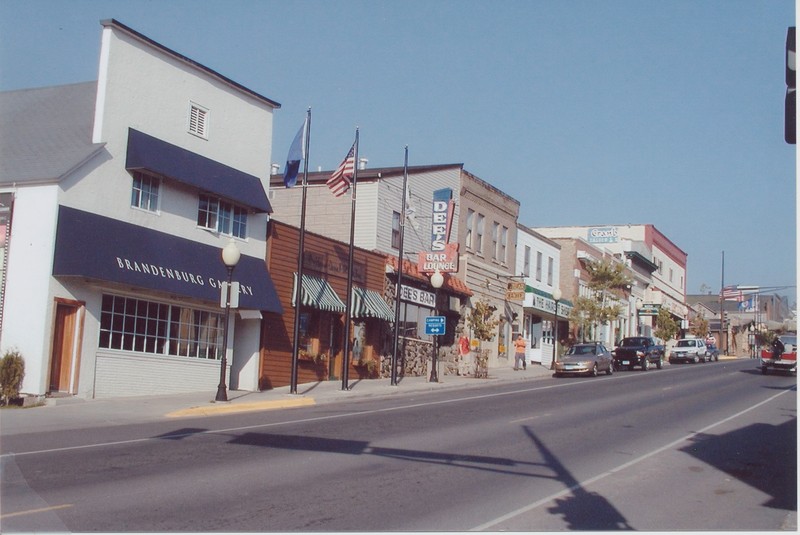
[49,300,84,394]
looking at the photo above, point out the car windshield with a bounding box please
[621,338,646,347]
[676,340,694,347]
[780,336,796,346]
[567,345,596,355]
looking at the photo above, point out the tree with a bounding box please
[654,308,679,341]
[568,258,633,340]
[690,316,709,338]
[466,298,500,341]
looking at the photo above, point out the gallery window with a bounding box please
[99,294,224,360]
[131,171,160,212]
[198,194,247,238]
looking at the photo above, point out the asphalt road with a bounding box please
[1,358,795,532]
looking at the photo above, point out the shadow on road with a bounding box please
[679,416,797,511]
[522,426,634,530]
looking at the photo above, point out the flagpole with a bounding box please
[390,146,409,386]
[341,128,359,391]
[290,108,311,395]
[720,250,725,354]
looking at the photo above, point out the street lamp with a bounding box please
[215,239,240,402]
[551,288,562,370]
[635,298,643,336]
[429,269,444,383]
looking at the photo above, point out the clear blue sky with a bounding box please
[1,0,796,303]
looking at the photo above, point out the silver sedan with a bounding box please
[554,342,614,377]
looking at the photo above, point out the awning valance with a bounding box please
[293,273,346,312]
[53,206,282,313]
[125,128,272,213]
[352,287,394,321]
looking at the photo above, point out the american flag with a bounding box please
[326,143,355,197]
[721,286,743,301]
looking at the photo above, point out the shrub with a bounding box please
[0,349,25,405]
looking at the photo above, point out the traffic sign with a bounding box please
[425,315,446,335]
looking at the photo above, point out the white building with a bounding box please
[0,19,282,399]
[515,224,567,367]
[532,224,688,340]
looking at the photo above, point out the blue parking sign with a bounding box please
[425,316,446,335]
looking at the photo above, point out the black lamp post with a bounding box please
[215,240,240,402]
[551,288,562,370]
[429,269,444,383]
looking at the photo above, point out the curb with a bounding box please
[165,396,316,418]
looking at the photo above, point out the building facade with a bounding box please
[0,20,282,398]
[533,224,688,346]
[515,224,568,367]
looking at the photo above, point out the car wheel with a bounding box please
[606,363,613,375]
[642,358,649,371]
[656,358,663,370]
[693,355,699,364]
[590,364,598,377]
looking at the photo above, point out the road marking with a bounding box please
[0,362,777,459]
[469,386,796,532]
[509,413,551,424]
[0,504,73,519]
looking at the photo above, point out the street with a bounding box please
[1,358,796,532]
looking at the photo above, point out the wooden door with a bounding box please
[49,302,81,393]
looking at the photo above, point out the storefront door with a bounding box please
[49,301,83,394]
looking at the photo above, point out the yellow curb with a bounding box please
[165,397,315,418]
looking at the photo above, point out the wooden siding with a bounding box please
[260,220,391,389]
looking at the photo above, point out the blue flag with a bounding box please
[283,119,306,188]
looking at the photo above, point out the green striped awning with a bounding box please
[352,287,395,321]
[292,273,346,312]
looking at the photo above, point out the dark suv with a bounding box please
[613,337,665,371]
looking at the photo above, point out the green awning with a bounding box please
[292,273,346,312]
[352,287,395,321]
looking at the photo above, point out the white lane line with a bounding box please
[0,381,581,458]
[469,386,795,532]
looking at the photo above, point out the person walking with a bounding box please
[513,334,527,370]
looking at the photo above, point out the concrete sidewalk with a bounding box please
[1,364,555,433]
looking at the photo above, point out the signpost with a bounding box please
[425,315,446,336]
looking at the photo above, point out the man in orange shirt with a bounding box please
[513,334,527,370]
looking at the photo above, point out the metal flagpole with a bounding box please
[290,109,311,395]
[720,250,725,354]
[341,128,359,391]
[390,146,409,386]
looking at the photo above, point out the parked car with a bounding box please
[668,338,710,364]
[554,342,614,377]
[612,336,664,371]
[705,344,720,361]
[760,334,797,375]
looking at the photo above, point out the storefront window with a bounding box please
[99,294,224,359]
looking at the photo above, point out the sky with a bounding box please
[1,0,796,304]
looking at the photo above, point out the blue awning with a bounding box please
[125,128,272,213]
[52,206,282,313]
